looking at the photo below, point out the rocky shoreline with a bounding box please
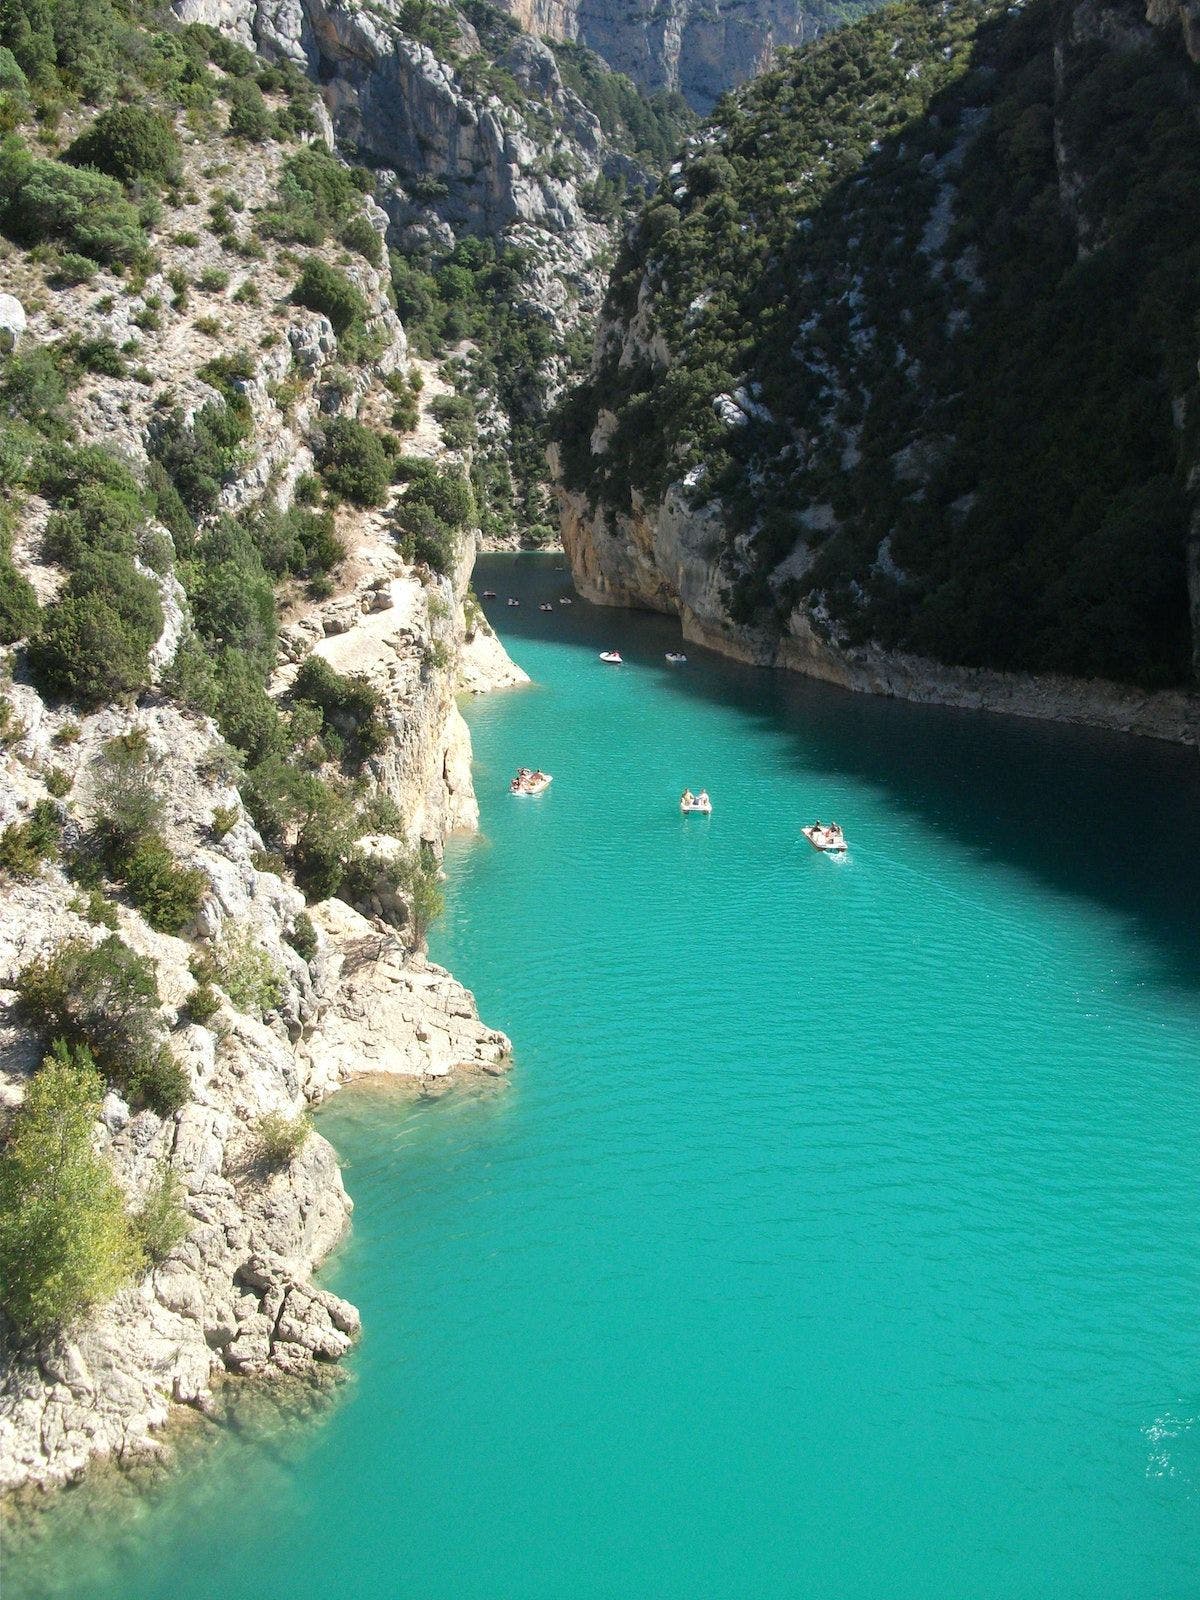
[0,555,526,1496]
[556,478,1199,751]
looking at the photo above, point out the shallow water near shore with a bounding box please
[8,552,1200,1599]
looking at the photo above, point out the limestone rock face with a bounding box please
[489,0,845,109]
[0,293,25,354]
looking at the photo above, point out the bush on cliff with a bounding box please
[225,76,271,141]
[315,416,390,508]
[251,1109,311,1168]
[292,257,367,337]
[131,1164,189,1265]
[0,137,149,266]
[29,583,160,709]
[0,799,62,878]
[0,533,38,642]
[16,935,188,1114]
[0,1041,141,1342]
[64,105,182,189]
[293,654,386,762]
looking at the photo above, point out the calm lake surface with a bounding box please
[9,552,1200,1598]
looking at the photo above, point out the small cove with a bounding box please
[7,551,1200,1599]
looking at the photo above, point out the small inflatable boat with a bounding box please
[511,772,552,796]
[665,652,687,664]
[802,824,847,852]
[599,651,622,664]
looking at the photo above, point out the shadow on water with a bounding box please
[477,553,1200,997]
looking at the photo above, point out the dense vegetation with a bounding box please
[557,0,1199,687]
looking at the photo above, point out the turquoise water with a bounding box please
[9,552,1200,1598]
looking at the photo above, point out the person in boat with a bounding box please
[681,789,694,806]
[697,790,709,807]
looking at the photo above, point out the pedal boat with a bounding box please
[681,796,712,814]
[511,773,552,796]
[665,652,687,664]
[539,603,554,612]
[802,824,847,852]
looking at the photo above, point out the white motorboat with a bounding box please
[558,597,572,605]
[482,589,497,598]
[802,824,847,852]
[599,651,622,664]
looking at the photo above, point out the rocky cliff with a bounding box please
[553,0,1200,744]
[0,35,525,1493]
[501,0,873,110]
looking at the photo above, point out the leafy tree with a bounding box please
[0,1042,141,1342]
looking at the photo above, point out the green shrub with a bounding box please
[315,416,389,508]
[64,107,181,189]
[210,804,238,840]
[91,729,164,849]
[184,980,220,1027]
[197,265,229,292]
[226,76,271,141]
[0,799,61,877]
[73,887,119,929]
[211,648,285,763]
[429,392,476,452]
[1,345,68,429]
[49,250,97,285]
[393,457,475,527]
[286,911,318,963]
[213,924,285,1014]
[0,1042,141,1342]
[130,1164,189,1265]
[293,653,386,760]
[343,839,443,940]
[258,145,369,245]
[120,832,206,934]
[0,138,149,265]
[15,935,187,1114]
[0,536,38,642]
[394,500,457,576]
[292,257,366,336]
[29,587,158,708]
[44,765,71,798]
[357,790,403,835]
[340,212,381,265]
[149,399,248,515]
[251,1109,311,1167]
